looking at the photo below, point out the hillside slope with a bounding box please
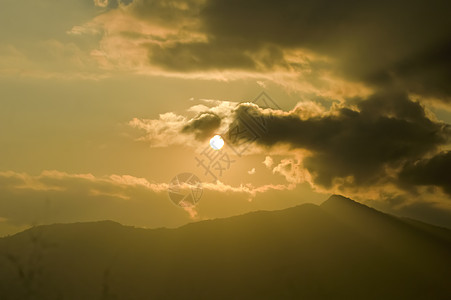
[0,195,450,299]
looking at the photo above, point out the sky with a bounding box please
[1,0,451,235]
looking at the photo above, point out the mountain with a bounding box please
[0,195,450,299]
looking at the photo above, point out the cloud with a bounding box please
[201,180,296,200]
[130,91,450,200]
[0,40,105,80]
[0,170,169,196]
[130,0,205,26]
[272,158,308,184]
[130,111,222,147]
[200,0,451,102]
[129,99,237,147]
[399,151,451,196]
[0,0,115,79]
[0,170,299,235]
[225,91,450,196]
[262,156,273,168]
[94,0,109,8]
[147,42,258,71]
[0,170,177,231]
[3,0,450,107]
[129,113,189,147]
[62,0,372,100]
[181,112,221,140]
[247,168,256,175]
[77,0,450,103]
[129,90,451,203]
[256,81,266,88]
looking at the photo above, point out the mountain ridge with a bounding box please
[0,195,450,299]
[7,195,450,238]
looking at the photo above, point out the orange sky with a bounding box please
[1,0,451,235]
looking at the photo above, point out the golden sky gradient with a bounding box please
[1,0,451,236]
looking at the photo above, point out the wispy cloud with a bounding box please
[262,156,274,169]
[0,169,298,234]
[129,99,237,147]
[94,0,109,8]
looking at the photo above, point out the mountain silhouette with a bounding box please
[0,195,450,299]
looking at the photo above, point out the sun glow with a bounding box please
[210,135,224,150]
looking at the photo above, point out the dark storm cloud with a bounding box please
[392,40,451,100]
[200,0,451,100]
[182,112,221,140]
[131,0,203,24]
[230,91,450,188]
[148,42,257,71]
[399,151,451,195]
[137,0,451,101]
[147,40,288,71]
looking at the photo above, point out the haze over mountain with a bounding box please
[0,195,450,300]
[2,1,451,299]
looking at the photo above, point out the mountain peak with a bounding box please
[320,194,379,216]
[321,194,359,206]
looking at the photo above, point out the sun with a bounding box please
[210,135,224,150]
